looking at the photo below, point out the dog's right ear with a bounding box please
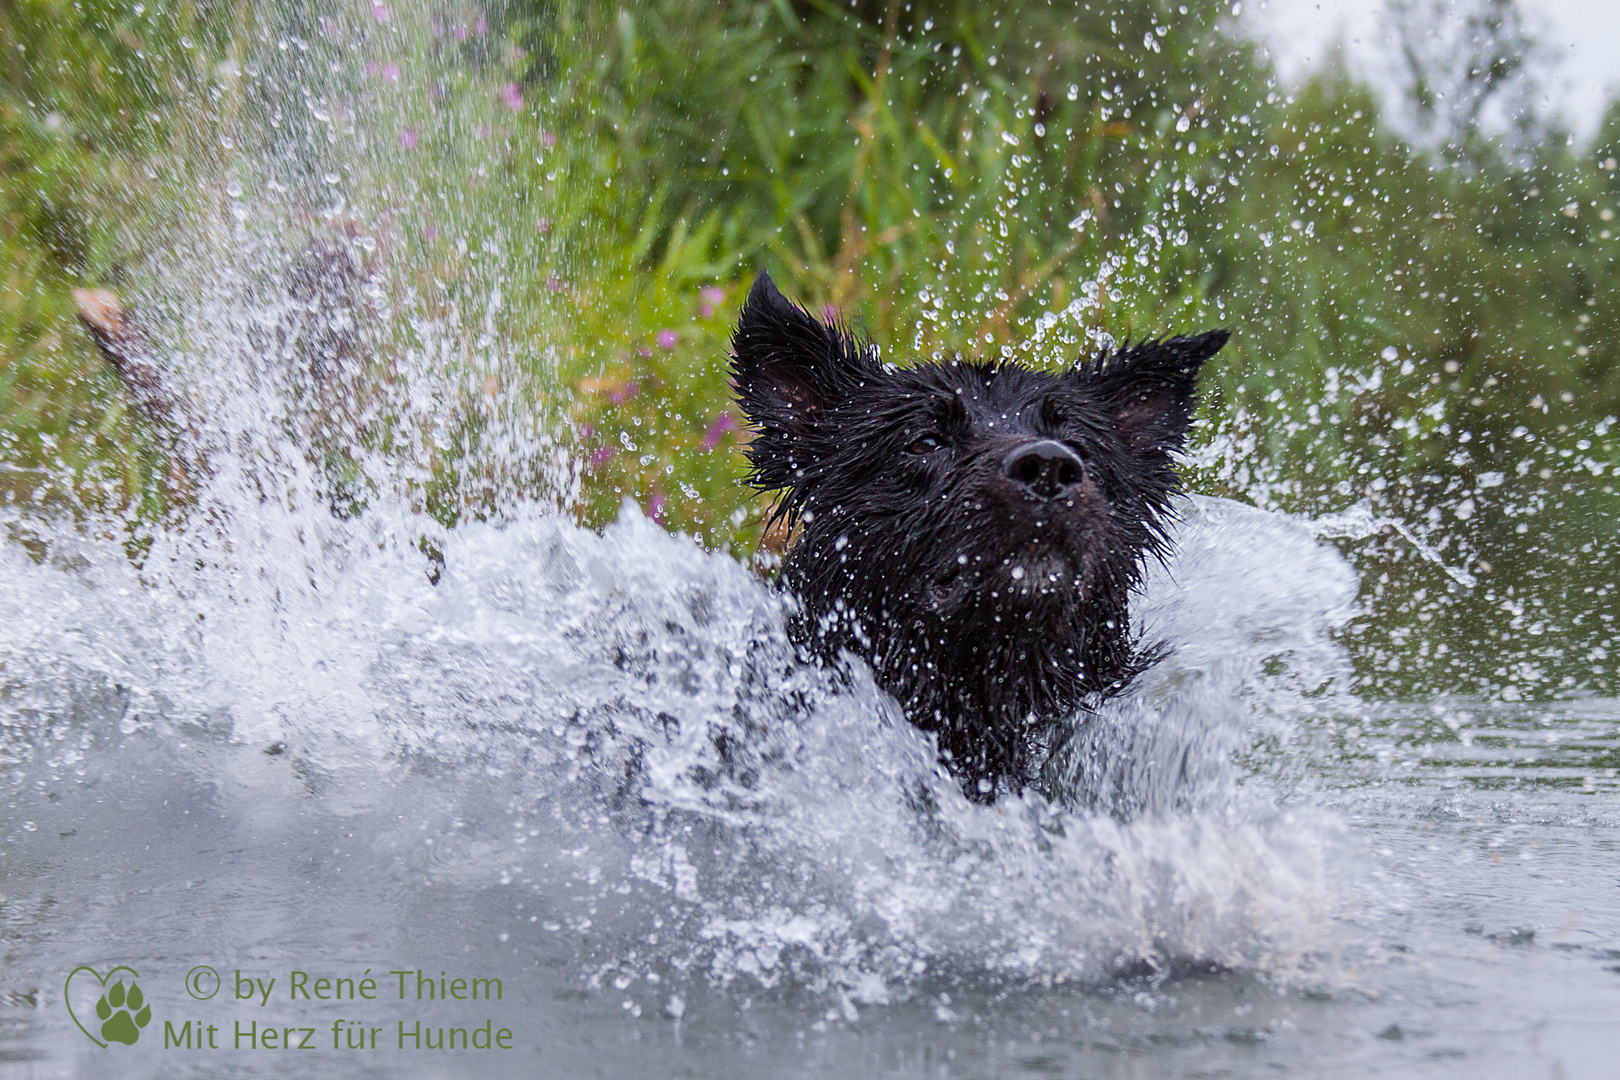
[731,270,874,488]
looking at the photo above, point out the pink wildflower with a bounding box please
[588,446,616,468]
[371,2,389,22]
[398,126,419,149]
[656,329,679,350]
[647,491,667,526]
[537,217,551,235]
[382,62,400,82]
[423,224,438,241]
[606,380,639,406]
[475,17,488,34]
[701,411,738,450]
[541,131,557,148]
[454,23,468,40]
[699,285,726,318]
[501,83,523,111]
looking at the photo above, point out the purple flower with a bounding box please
[537,217,551,234]
[656,329,679,350]
[541,131,557,148]
[701,411,738,450]
[699,285,726,317]
[606,380,639,405]
[454,23,468,40]
[576,423,595,439]
[546,274,565,292]
[475,17,488,34]
[501,83,523,111]
[371,2,389,22]
[364,60,378,77]
[423,224,438,241]
[382,62,400,82]
[318,16,338,38]
[647,491,667,526]
[588,446,617,468]
[399,126,419,149]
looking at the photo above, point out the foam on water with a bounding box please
[1,443,1364,1001]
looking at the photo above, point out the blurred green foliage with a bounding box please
[0,0,231,511]
[1,0,1616,699]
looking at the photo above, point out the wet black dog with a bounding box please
[730,271,1229,803]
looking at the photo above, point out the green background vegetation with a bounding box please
[2,0,1616,699]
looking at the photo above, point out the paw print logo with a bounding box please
[95,978,151,1044]
[64,965,153,1047]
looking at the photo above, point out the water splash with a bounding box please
[1,469,1363,1001]
[1313,498,1477,589]
[0,1,1376,1009]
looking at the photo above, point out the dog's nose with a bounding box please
[1002,440,1085,500]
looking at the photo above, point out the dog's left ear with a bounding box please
[1085,330,1229,451]
[730,270,873,427]
[731,270,876,489]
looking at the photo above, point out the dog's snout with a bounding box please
[1002,440,1085,500]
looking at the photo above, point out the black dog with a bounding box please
[730,271,1229,803]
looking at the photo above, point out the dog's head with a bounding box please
[732,266,1225,612]
[731,270,1226,785]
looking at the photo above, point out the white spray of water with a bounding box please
[1,455,1364,1000]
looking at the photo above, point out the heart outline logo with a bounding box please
[63,964,143,1048]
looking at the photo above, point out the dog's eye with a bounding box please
[1041,397,1067,429]
[906,435,943,455]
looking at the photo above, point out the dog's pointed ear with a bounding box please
[730,270,873,441]
[1083,330,1228,451]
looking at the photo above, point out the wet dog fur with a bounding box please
[730,271,1228,803]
